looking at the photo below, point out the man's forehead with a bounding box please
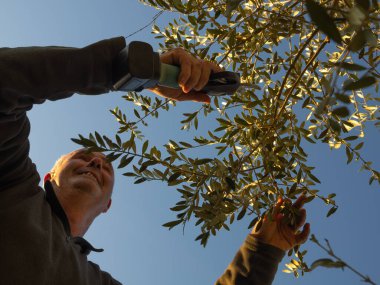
[70,149,107,158]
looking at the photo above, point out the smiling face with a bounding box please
[50,149,115,215]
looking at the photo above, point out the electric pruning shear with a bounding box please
[112,41,245,96]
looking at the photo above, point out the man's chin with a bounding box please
[71,177,101,196]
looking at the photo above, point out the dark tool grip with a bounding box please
[159,63,240,96]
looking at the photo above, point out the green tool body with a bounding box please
[113,41,240,96]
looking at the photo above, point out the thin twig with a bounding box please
[311,236,377,285]
[125,11,164,39]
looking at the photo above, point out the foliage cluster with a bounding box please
[74,0,379,279]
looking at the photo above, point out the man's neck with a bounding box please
[52,183,97,237]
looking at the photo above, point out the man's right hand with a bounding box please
[149,47,223,104]
[251,195,310,251]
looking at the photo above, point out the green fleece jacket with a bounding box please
[0,37,285,285]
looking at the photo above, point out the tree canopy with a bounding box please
[74,0,379,280]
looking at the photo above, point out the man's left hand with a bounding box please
[251,195,311,252]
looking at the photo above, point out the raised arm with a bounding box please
[0,37,125,190]
[215,195,310,285]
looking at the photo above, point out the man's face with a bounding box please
[51,149,115,213]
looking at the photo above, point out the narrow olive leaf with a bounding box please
[179,141,193,148]
[344,76,376,90]
[309,173,321,184]
[355,0,370,11]
[355,142,364,150]
[71,138,82,145]
[364,29,377,47]
[248,217,259,229]
[142,141,149,154]
[194,158,213,165]
[134,177,147,184]
[225,177,236,190]
[122,172,136,177]
[168,172,181,183]
[237,207,247,220]
[349,31,366,52]
[162,220,182,229]
[118,156,134,169]
[106,152,123,163]
[327,206,338,217]
[170,205,187,211]
[335,62,366,71]
[305,0,342,44]
[372,0,379,9]
[310,258,345,270]
[95,132,105,147]
[344,135,358,141]
[332,107,350,117]
[335,93,351,104]
[346,146,353,164]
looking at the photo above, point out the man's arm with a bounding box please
[0,37,125,190]
[215,195,310,285]
[215,235,285,285]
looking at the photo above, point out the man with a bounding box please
[0,37,310,285]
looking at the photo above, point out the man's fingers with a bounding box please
[176,91,210,104]
[293,208,306,230]
[178,58,192,92]
[194,62,211,91]
[293,194,307,209]
[272,197,284,217]
[183,61,203,93]
[295,223,310,245]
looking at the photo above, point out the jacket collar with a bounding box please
[44,180,103,255]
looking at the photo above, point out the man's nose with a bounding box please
[88,157,103,169]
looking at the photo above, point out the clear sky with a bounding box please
[1,1,379,284]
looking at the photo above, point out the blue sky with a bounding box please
[1,1,379,284]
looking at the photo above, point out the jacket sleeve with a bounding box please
[215,234,285,285]
[0,37,126,190]
[88,261,123,285]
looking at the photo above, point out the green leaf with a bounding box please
[118,156,134,169]
[106,152,123,163]
[122,172,136,177]
[134,177,147,184]
[344,136,358,141]
[354,142,364,150]
[194,158,213,165]
[225,177,236,190]
[170,205,187,211]
[310,258,345,270]
[346,146,354,164]
[237,207,247,220]
[162,220,182,229]
[134,109,141,119]
[168,172,181,183]
[336,62,366,71]
[327,206,338,217]
[349,31,366,52]
[142,141,149,154]
[305,0,342,44]
[335,93,351,104]
[344,76,376,90]
[309,173,321,184]
[355,0,370,11]
[95,132,105,147]
[332,107,350,117]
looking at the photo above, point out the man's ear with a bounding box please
[103,199,112,213]
[44,173,52,183]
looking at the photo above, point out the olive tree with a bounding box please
[74,0,379,280]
